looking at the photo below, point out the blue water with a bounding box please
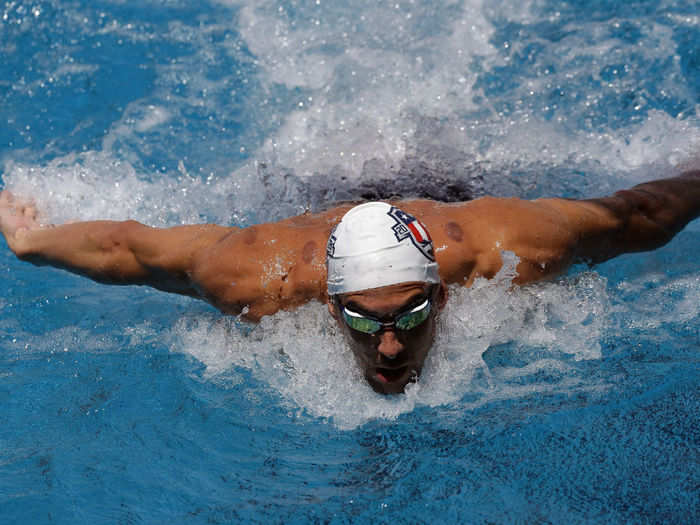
[1,0,699,523]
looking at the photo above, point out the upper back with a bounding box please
[192,196,578,319]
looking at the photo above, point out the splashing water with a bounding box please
[1,0,699,522]
[0,1,698,431]
[158,252,611,429]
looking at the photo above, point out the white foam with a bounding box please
[1,151,308,227]
[3,0,700,429]
[616,272,700,329]
[2,152,198,225]
[5,0,698,200]
[237,0,496,178]
[133,105,171,133]
[169,253,612,429]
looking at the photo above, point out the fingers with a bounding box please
[0,190,13,205]
[0,190,28,208]
[0,191,41,230]
[0,191,36,214]
[23,205,37,220]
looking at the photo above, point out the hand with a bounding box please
[0,190,42,247]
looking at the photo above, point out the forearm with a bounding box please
[7,220,229,292]
[581,169,700,261]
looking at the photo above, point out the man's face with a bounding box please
[328,281,447,395]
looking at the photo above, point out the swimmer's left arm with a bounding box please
[446,169,700,285]
[538,169,700,266]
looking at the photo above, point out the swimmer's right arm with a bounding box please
[1,190,339,319]
[0,190,229,296]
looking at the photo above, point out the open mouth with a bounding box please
[375,365,409,384]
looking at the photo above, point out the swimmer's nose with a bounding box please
[377,330,404,360]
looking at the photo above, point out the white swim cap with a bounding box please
[326,202,440,295]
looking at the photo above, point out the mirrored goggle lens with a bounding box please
[342,299,432,334]
[342,310,382,334]
[395,300,431,330]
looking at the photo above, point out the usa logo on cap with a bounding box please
[387,206,436,262]
[326,225,338,257]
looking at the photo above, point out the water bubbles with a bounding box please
[2,0,699,431]
[236,0,497,179]
[159,251,617,429]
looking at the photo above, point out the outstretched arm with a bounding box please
[0,190,230,296]
[0,190,342,320]
[544,169,700,264]
[480,168,700,284]
[430,168,700,286]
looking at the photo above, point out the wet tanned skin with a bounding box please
[329,282,447,394]
[1,170,699,393]
[3,171,700,324]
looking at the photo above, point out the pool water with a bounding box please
[1,0,699,523]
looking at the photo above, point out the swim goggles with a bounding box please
[340,298,432,335]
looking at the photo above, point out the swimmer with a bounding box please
[1,169,699,394]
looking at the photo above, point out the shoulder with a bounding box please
[394,197,582,285]
[189,208,356,318]
[382,198,501,285]
[396,196,525,245]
